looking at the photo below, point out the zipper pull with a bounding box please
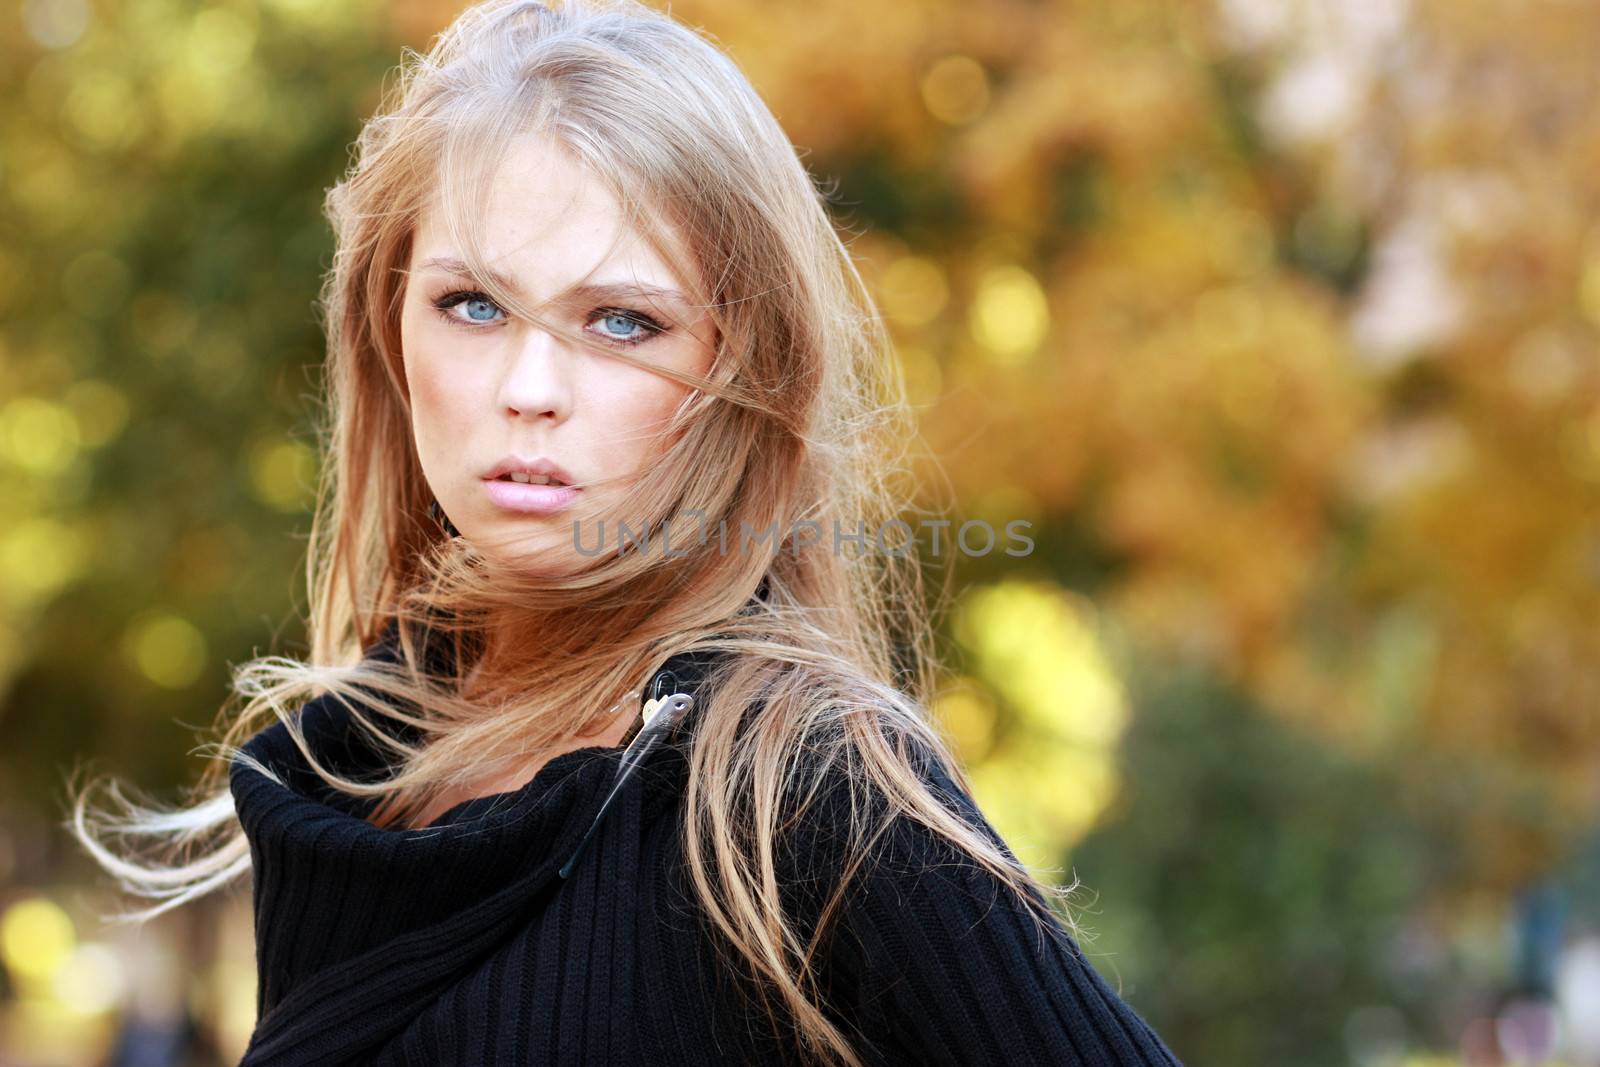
[558,692,694,879]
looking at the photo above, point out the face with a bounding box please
[400,132,717,573]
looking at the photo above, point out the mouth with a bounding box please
[482,455,578,486]
[480,472,582,515]
[493,472,572,487]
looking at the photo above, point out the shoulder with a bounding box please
[772,729,1029,939]
[778,728,1004,861]
[776,733,1187,1065]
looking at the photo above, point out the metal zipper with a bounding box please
[557,672,695,880]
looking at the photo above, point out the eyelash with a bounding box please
[428,288,670,347]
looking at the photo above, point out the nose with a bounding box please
[498,326,573,423]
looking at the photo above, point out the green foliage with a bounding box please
[1072,660,1467,1064]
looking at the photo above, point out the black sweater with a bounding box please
[228,634,1185,1065]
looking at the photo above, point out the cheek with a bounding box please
[587,363,694,463]
[400,332,483,457]
[403,317,465,408]
[407,357,455,414]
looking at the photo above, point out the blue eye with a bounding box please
[428,289,670,348]
[432,290,507,326]
[586,308,668,348]
[595,312,645,341]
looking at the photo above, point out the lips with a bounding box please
[481,476,582,515]
[496,472,570,487]
[482,455,578,485]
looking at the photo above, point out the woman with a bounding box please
[70,0,1186,1063]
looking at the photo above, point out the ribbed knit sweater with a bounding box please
[228,631,1186,1065]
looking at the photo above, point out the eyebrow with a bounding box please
[415,256,694,308]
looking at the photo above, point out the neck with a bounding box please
[463,620,642,736]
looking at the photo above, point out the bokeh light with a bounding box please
[5,0,1600,1062]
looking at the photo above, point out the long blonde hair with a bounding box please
[66,1,1085,1062]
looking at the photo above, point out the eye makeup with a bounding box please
[428,288,672,348]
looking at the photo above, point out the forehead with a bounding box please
[409,132,699,302]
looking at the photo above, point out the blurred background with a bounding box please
[3,0,1599,1063]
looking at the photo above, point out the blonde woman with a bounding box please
[69,1,1185,1063]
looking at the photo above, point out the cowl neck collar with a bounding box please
[229,626,725,831]
[227,634,725,1035]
